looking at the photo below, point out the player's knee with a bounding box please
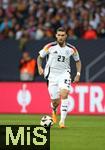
[52,99,60,107]
[52,101,57,107]
[60,90,69,99]
[61,94,68,99]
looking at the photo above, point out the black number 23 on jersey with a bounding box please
[57,55,65,62]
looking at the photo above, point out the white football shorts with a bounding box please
[48,71,71,100]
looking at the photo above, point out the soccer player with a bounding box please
[37,27,81,128]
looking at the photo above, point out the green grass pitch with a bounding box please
[0,114,105,150]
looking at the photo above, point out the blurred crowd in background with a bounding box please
[0,0,105,41]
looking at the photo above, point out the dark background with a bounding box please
[0,39,105,82]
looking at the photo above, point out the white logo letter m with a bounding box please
[6,127,24,145]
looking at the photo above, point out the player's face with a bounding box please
[56,31,67,45]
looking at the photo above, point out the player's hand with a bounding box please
[73,75,80,83]
[38,66,44,75]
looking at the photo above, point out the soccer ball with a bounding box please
[40,115,53,128]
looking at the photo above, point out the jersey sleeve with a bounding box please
[39,43,51,58]
[72,47,80,61]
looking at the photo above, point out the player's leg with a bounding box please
[59,89,69,128]
[51,98,60,123]
[48,80,60,123]
[51,98,60,114]
[59,72,71,128]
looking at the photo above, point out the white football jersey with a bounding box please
[39,41,80,79]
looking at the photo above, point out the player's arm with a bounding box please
[72,48,82,82]
[37,55,44,75]
[37,43,50,75]
[73,60,82,82]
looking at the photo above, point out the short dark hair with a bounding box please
[56,27,67,33]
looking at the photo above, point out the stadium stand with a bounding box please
[0,0,105,40]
